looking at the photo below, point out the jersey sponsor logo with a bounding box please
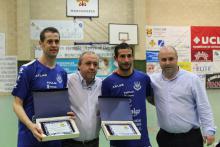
[56,74,63,83]
[47,81,57,85]
[47,85,57,89]
[46,81,57,89]
[124,90,134,97]
[35,73,47,77]
[131,108,141,117]
[112,83,124,89]
[133,81,141,91]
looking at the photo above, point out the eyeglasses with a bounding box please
[160,57,176,62]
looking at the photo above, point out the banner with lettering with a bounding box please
[35,44,116,78]
[206,73,220,89]
[0,56,17,92]
[146,26,220,88]
[191,26,220,51]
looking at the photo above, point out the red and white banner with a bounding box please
[145,26,220,75]
[191,26,220,51]
[206,73,220,89]
[191,50,213,62]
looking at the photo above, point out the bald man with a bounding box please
[150,46,216,147]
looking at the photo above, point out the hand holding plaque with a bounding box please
[98,96,141,140]
[36,116,79,141]
[33,89,80,141]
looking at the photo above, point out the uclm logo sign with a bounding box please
[193,36,220,45]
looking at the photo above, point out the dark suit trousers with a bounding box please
[156,128,203,147]
[62,138,99,147]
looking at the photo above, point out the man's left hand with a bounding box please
[204,135,215,146]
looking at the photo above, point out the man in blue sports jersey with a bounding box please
[12,27,68,147]
[101,43,152,147]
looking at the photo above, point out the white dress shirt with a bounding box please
[68,71,101,141]
[150,69,216,136]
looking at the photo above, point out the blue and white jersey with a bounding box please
[12,59,67,147]
[101,70,152,147]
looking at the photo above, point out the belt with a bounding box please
[160,128,201,137]
[69,138,98,145]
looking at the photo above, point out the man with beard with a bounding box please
[101,43,152,147]
[62,51,101,147]
[150,46,216,147]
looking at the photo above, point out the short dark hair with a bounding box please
[40,27,60,42]
[114,43,133,57]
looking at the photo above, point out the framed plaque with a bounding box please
[67,0,99,17]
[108,124,135,136]
[99,96,141,140]
[36,116,80,141]
[101,121,141,140]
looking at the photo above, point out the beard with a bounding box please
[44,50,58,59]
[162,66,178,79]
[118,63,132,71]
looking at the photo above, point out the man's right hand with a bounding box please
[29,123,43,142]
[13,97,43,142]
[67,111,76,120]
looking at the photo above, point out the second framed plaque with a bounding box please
[101,121,141,140]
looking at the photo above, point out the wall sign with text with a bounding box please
[206,73,220,89]
[67,0,99,17]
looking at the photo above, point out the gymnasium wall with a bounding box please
[1,0,220,71]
